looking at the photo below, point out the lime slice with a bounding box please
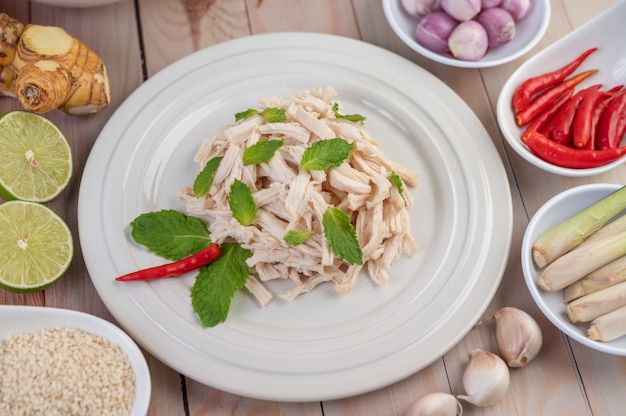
[0,110,73,203]
[0,200,73,292]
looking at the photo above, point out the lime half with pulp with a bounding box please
[0,110,73,202]
[0,200,73,292]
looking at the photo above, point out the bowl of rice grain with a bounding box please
[0,305,151,416]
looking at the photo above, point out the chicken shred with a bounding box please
[179,87,419,305]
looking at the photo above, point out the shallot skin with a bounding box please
[481,0,502,8]
[441,0,481,21]
[500,0,531,21]
[448,20,488,61]
[476,7,515,47]
[401,0,442,17]
[415,11,459,54]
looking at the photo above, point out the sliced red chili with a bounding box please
[514,70,598,127]
[597,90,626,150]
[544,84,601,146]
[511,47,598,113]
[524,131,626,169]
[521,89,573,140]
[116,243,222,281]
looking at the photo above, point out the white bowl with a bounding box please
[382,0,550,68]
[497,1,626,177]
[0,305,151,415]
[521,183,626,356]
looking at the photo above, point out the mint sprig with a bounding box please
[322,207,363,265]
[332,103,366,124]
[235,108,258,122]
[130,210,212,261]
[228,179,257,226]
[193,156,223,197]
[389,171,405,201]
[191,243,251,327]
[300,138,353,170]
[243,140,283,166]
[284,229,316,246]
[234,107,286,123]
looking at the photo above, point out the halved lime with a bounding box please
[0,110,73,203]
[0,200,73,292]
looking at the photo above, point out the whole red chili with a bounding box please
[511,47,598,113]
[521,89,573,140]
[515,69,598,127]
[597,90,626,150]
[585,86,623,149]
[544,84,601,145]
[572,89,612,148]
[524,131,626,169]
[116,243,222,281]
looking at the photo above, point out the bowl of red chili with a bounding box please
[497,1,626,177]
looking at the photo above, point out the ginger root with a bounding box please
[0,13,110,115]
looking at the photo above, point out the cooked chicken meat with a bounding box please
[179,87,418,305]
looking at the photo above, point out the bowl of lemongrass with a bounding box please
[521,183,626,355]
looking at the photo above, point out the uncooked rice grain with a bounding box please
[0,326,136,416]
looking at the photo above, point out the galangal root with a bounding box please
[0,13,110,115]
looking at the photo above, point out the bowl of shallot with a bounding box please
[382,0,550,68]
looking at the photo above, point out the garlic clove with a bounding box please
[457,349,509,407]
[490,306,543,367]
[405,392,463,416]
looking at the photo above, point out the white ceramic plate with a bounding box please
[521,183,626,355]
[497,1,626,176]
[382,0,550,68]
[0,305,151,415]
[78,33,512,401]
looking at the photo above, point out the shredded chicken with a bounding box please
[179,87,419,305]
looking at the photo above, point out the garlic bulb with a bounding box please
[405,392,463,416]
[457,349,509,407]
[490,306,543,367]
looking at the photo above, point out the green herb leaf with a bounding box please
[300,138,353,170]
[235,108,258,122]
[261,107,286,123]
[332,103,366,124]
[322,207,363,265]
[389,171,405,200]
[243,140,283,166]
[191,243,251,327]
[193,156,223,197]
[130,210,212,261]
[228,179,257,226]
[284,229,316,246]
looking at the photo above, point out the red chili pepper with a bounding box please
[586,87,623,149]
[515,70,598,127]
[511,47,598,113]
[572,89,612,148]
[544,85,601,145]
[597,90,626,150]
[521,89,573,140]
[116,243,222,281]
[524,131,626,168]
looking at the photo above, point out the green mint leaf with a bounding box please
[235,108,258,122]
[191,243,251,327]
[322,207,363,265]
[228,179,257,226]
[389,171,405,201]
[261,107,286,123]
[284,229,316,246]
[243,140,283,166]
[332,103,366,124]
[130,210,212,261]
[193,156,223,197]
[300,138,353,170]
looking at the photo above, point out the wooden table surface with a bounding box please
[1,0,624,415]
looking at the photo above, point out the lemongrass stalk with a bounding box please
[588,305,626,342]
[562,255,626,302]
[581,212,626,245]
[536,230,626,291]
[566,281,626,323]
[532,185,626,268]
